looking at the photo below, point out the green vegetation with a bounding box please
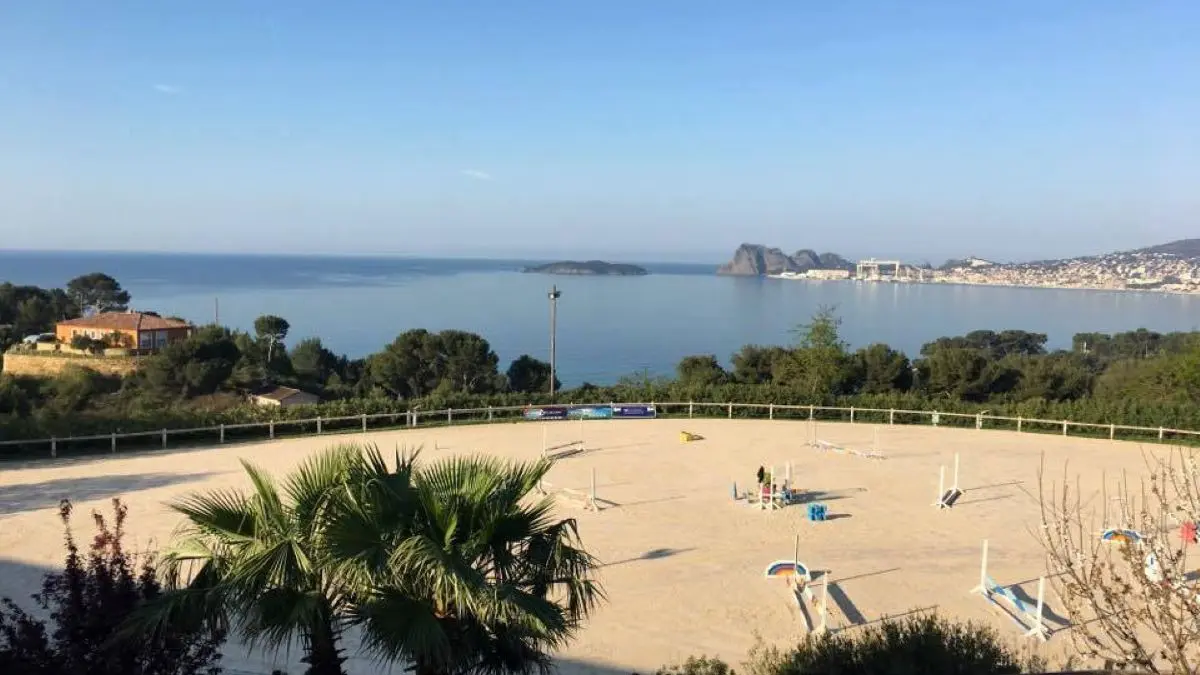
[6,276,1200,448]
[135,443,601,675]
[0,499,225,675]
[657,615,1042,675]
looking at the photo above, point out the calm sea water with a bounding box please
[2,251,1198,385]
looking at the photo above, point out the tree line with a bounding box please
[4,275,1200,443]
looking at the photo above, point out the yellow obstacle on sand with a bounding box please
[680,431,704,443]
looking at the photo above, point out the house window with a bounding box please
[155,330,168,347]
[139,332,153,348]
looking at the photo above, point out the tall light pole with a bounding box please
[548,285,561,396]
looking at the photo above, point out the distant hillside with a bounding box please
[717,244,853,276]
[522,260,649,276]
[1135,239,1200,258]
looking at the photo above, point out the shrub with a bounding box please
[0,498,225,675]
[656,655,737,675]
[659,615,1036,675]
[752,614,1027,675]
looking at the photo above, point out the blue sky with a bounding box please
[0,2,1196,264]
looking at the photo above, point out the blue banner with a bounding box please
[613,405,656,419]
[523,406,569,421]
[568,405,613,420]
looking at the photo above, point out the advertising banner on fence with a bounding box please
[523,406,569,421]
[613,404,656,419]
[567,405,613,420]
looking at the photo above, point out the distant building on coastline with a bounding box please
[55,311,192,351]
[251,386,320,408]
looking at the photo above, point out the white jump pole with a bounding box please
[1027,576,1046,639]
[936,466,946,504]
[873,426,879,452]
[817,577,829,634]
[974,539,989,594]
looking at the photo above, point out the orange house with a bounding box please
[55,311,193,351]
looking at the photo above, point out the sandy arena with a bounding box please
[0,418,1164,673]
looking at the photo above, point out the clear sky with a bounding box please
[1,2,1196,264]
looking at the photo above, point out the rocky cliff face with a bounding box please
[716,244,853,276]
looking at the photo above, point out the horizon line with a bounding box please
[0,247,725,266]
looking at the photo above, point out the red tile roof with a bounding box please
[57,312,192,332]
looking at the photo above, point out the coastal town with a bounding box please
[720,240,1200,294]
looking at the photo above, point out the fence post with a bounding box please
[317,416,323,434]
[727,402,733,419]
[1017,416,1023,433]
[769,404,774,420]
[219,424,225,444]
[488,406,494,422]
[162,428,167,449]
[269,420,275,440]
[50,437,57,459]
[1159,427,1165,441]
[932,411,939,427]
[1109,423,1115,440]
[889,409,895,425]
[1062,420,1068,436]
[809,405,814,421]
[448,408,453,425]
[975,413,982,430]
[689,401,694,418]
[111,432,116,453]
[850,406,855,423]
[362,414,367,433]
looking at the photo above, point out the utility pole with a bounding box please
[214,297,220,325]
[548,285,561,396]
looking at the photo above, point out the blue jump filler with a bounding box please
[807,503,828,522]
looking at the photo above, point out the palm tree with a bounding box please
[137,443,602,675]
[142,443,399,675]
[327,451,604,675]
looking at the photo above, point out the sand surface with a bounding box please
[0,419,1161,673]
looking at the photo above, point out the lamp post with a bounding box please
[548,285,561,396]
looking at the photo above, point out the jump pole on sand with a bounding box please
[932,453,963,509]
[537,468,601,511]
[793,534,828,634]
[970,539,1049,641]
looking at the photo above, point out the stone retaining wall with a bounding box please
[1,352,139,378]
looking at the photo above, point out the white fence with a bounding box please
[1,401,1198,460]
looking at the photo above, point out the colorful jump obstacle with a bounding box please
[740,463,802,511]
[932,453,963,509]
[969,539,1050,641]
[1099,528,1143,545]
[807,503,828,522]
[765,536,828,634]
[680,431,704,443]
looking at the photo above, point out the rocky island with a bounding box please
[522,260,650,276]
[716,243,854,276]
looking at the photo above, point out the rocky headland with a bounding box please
[716,244,854,276]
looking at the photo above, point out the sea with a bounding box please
[2,250,1198,386]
